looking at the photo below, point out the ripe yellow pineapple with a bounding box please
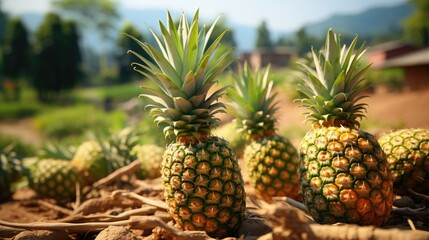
[128,10,246,238]
[296,29,394,226]
[378,128,429,195]
[228,63,300,201]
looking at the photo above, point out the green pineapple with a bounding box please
[28,159,83,200]
[130,144,163,179]
[128,10,246,238]
[296,29,393,226]
[0,148,24,202]
[378,128,429,195]
[71,129,141,185]
[71,140,109,185]
[228,63,300,201]
[0,158,12,202]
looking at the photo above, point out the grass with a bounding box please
[33,104,127,141]
[75,82,143,102]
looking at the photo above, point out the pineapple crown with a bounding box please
[296,28,370,128]
[127,10,234,143]
[228,62,278,140]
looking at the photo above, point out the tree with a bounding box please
[62,20,82,89]
[404,0,429,47]
[255,20,272,49]
[53,0,120,69]
[117,23,146,83]
[1,17,29,100]
[32,13,81,102]
[207,19,237,49]
[294,27,322,57]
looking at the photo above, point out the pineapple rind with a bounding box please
[378,128,429,195]
[244,134,300,200]
[71,140,111,185]
[299,127,393,226]
[161,136,246,238]
[131,144,164,179]
[29,159,83,200]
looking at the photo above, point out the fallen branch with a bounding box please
[128,216,214,240]
[309,224,429,240]
[392,207,429,222]
[408,189,429,201]
[117,191,168,210]
[0,215,209,239]
[272,196,309,214]
[0,225,22,238]
[82,160,141,195]
[59,205,157,223]
[0,218,129,233]
[73,190,142,215]
[37,200,73,216]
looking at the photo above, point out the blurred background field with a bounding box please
[0,0,429,157]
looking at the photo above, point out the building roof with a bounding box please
[381,48,429,68]
[367,40,413,53]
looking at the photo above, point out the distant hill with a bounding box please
[14,2,415,52]
[304,2,414,37]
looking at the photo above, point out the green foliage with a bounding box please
[0,135,36,157]
[404,0,429,47]
[1,17,29,78]
[34,105,126,140]
[138,113,173,146]
[94,67,119,85]
[32,12,82,102]
[366,68,405,91]
[53,0,119,39]
[1,17,30,101]
[117,23,148,83]
[256,20,272,49]
[0,101,42,120]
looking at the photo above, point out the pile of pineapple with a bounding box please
[1,9,428,240]
[1,129,164,202]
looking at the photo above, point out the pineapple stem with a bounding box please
[177,132,210,145]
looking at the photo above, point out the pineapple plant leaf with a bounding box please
[296,29,393,226]
[128,10,246,238]
[228,62,300,201]
[378,128,429,195]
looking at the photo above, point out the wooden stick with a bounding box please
[37,200,73,216]
[82,160,142,195]
[117,191,168,210]
[0,219,129,233]
[309,224,429,240]
[59,205,157,223]
[128,216,214,240]
[272,196,309,214]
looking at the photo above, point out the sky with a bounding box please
[2,0,407,32]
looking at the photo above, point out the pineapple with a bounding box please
[28,159,83,200]
[130,144,163,179]
[228,63,300,201]
[128,10,246,238]
[378,128,429,195]
[0,159,12,202]
[71,140,109,185]
[71,129,141,185]
[0,148,24,202]
[296,29,393,226]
